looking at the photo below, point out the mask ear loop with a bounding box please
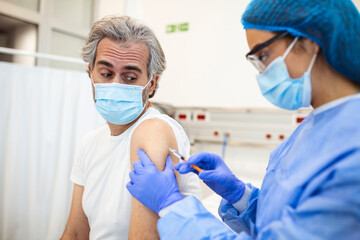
[89,68,96,88]
[301,52,318,108]
[262,37,299,73]
[142,74,155,107]
[283,37,299,59]
[144,74,154,89]
[306,53,318,73]
[90,75,98,103]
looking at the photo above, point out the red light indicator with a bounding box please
[266,134,272,139]
[296,117,305,124]
[197,114,206,120]
[178,114,187,120]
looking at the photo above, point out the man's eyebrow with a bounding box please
[96,60,114,68]
[124,65,142,74]
[95,61,143,74]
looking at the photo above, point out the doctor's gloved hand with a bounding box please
[126,149,184,214]
[175,152,245,204]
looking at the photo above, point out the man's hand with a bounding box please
[175,152,245,204]
[127,149,184,214]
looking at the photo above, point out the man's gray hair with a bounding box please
[82,15,166,98]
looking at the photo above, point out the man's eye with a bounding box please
[126,76,136,81]
[123,74,137,82]
[101,73,112,78]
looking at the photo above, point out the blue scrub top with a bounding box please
[158,94,360,240]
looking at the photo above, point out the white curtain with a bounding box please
[0,62,104,240]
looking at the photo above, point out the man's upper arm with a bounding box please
[131,118,179,170]
[128,118,179,240]
[61,184,90,240]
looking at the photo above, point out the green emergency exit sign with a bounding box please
[166,23,189,33]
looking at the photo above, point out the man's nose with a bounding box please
[111,75,123,84]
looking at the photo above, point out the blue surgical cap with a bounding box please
[241,0,360,83]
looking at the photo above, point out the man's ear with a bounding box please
[87,65,92,78]
[149,74,159,95]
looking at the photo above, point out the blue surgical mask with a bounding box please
[256,37,317,110]
[92,78,152,125]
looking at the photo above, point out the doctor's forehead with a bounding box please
[95,38,150,69]
[245,29,277,50]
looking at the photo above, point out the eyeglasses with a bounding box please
[246,32,289,73]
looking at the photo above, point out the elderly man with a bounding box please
[61,16,201,240]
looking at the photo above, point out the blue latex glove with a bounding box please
[175,152,245,204]
[126,149,184,214]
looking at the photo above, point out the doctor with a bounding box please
[127,0,360,239]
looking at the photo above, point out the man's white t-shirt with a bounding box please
[71,107,201,239]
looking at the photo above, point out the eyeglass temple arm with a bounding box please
[246,31,289,58]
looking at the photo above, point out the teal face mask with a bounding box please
[256,37,317,110]
[93,79,152,125]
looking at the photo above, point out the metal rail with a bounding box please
[0,47,86,65]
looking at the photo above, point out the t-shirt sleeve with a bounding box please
[70,141,85,186]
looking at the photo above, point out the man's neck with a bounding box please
[107,102,152,136]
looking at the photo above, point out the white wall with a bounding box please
[94,0,126,20]
[126,0,273,108]
[97,0,360,108]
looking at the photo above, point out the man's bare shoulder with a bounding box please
[131,118,175,150]
[130,118,177,170]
